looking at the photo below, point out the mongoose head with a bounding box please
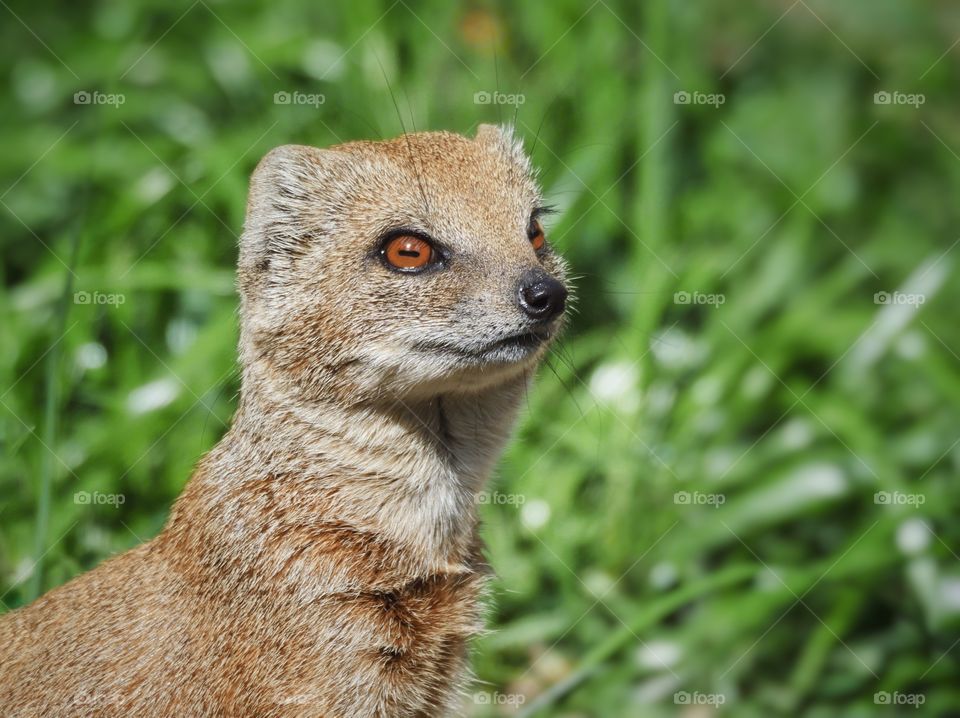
[238,124,569,403]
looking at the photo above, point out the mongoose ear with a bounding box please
[240,144,336,276]
[475,123,509,145]
[474,123,534,176]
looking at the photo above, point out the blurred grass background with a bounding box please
[2,0,959,715]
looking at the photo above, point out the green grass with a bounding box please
[2,1,959,715]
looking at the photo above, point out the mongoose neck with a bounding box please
[163,369,531,572]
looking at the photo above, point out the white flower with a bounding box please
[589,361,640,413]
[127,377,179,415]
[521,499,550,530]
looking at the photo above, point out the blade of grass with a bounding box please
[785,587,863,712]
[27,213,83,601]
[632,0,675,349]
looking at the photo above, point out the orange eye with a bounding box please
[383,235,435,270]
[529,219,546,251]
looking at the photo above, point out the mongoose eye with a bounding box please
[383,235,435,271]
[528,219,546,252]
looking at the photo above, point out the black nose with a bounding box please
[517,270,567,321]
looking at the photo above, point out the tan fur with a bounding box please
[0,125,568,717]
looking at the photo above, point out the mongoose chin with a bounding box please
[0,124,570,717]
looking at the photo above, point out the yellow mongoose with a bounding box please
[0,124,568,717]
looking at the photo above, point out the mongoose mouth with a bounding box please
[483,330,551,354]
[416,329,554,365]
